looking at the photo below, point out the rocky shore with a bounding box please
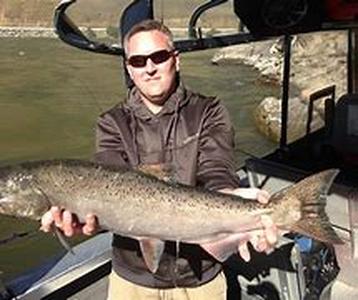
[1,27,348,142]
[212,31,347,142]
[0,26,57,38]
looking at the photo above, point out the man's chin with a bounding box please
[147,93,168,105]
[139,86,174,105]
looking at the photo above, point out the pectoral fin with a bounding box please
[139,239,165,273]
[201,233,250,262]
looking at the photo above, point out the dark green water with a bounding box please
[0,38,278,282]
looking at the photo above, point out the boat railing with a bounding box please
[348,190,358,260]
[3,233,112,300]
[306,85,336,136]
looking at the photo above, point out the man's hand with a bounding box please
[237,215,277,261]
[201,187,278,262]
[40,206,98,237]
[218,187,270,204]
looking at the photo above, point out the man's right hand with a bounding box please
[40,206,98,237]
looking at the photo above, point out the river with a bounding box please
[0,37,279,282]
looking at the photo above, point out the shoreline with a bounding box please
[212,31,347,142]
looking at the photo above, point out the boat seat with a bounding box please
[327,93,358,164]
[245,157,307,191]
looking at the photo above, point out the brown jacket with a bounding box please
[95,83,240,288]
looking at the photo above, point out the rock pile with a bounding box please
[212,31,347,142]
[0,26,57,38]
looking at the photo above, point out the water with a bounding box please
[0,38,279,282]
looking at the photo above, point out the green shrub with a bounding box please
[205,28,220,38]
[106,26,119,39]
[85,27,97,40]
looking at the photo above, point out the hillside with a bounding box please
[0,0,239,28]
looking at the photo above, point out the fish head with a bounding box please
[0,172,48,220]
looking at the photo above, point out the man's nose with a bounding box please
[145,58,157,73]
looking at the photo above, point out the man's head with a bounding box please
[123,20,180,109]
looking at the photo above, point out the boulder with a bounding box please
[213,31,347,142]
[254,96,324,143]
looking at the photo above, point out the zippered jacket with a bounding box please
[95,83,240,288]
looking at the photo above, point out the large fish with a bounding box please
[0,160,342,272]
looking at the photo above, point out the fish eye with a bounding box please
[15,175,32,190]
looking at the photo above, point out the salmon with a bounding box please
[0,159,342,272]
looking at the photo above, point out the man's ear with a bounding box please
[174,51,180,72]
[126,63,134,79]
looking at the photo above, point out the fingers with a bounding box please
[250,216,278,254]
[238,231,267,261]
[52,206,63,228]
[40,207,98,237]
[62,210,77,237]
[256,190,270,204]
[82,214,98,236]
[230,188,260,199]
[238,234,272,262]
[261,215,278,246]
[50,207,78,237]
[40,209,55,232]
[253,235,272,253]
[218,188,271,205]
[237,215,278,261]
[238,240,251,262]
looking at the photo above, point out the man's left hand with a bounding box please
[200,188,278,262]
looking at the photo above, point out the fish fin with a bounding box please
[291,215,343,244]
[139,238,165,273]
[288,169,343,244]
[137,164,172,182]
[53,225,74,254]
[32,181,53,208]
[201,233,247,262]
[36,186,75,252]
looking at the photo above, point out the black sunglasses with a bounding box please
[126,49,174,68]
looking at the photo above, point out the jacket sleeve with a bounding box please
[196,98,240,190]
[94,111,130,168]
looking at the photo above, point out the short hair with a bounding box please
[123,19,174,54]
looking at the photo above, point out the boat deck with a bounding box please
[5,159,358,300]
[69,277,108,300]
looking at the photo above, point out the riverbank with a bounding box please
[0,26,57,38]
[212,31,347,142]
[0,26,237,39]
[0,39,278,281]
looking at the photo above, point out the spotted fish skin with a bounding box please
[0,159,342,245]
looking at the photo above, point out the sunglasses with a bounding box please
[126,49,174,68]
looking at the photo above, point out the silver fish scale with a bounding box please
[1,160,339,244]
[17,160,252,239]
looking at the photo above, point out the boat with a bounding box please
[1,0,358,299]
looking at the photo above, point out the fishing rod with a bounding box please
[0,230,38,246]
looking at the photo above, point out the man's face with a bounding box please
[125,30,179,106]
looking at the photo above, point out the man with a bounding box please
[41,20,277,299]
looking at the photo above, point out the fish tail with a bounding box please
[289,169,343,244]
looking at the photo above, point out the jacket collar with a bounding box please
[126,82,188,120]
